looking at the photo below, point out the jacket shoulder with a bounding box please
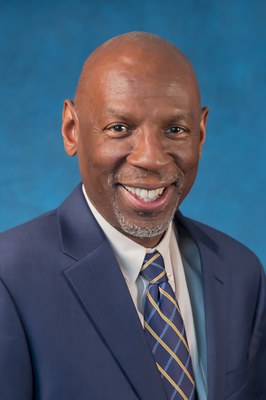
[179,214,264,272]
[0,209,57,240]
[0,210,59,271]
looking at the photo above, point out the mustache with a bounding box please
[108,170,184,186]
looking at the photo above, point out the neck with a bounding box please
[122,231,165,249]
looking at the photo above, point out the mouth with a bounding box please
[123,185,165,202]
[116,182,177,213]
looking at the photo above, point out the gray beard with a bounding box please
[113,187,182,239]
[114,210,176,238]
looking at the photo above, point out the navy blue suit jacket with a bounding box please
[0,185,265,399]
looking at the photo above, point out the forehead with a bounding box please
[93,57,197,99]
[103,68,187,98]
[87,61,200,118]
[76,48,201,120]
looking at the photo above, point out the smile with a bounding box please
[123,185,165,202]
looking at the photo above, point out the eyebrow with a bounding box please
[103,108,195,121]
[103,108,134,119]
[167,112,195,121]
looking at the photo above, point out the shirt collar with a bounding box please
[82,185,172,286]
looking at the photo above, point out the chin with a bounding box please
[115,210,175,240]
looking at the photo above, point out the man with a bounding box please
[0,32,265,400]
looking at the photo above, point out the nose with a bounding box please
[126,128,172,171]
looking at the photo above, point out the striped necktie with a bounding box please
[140,251,197,400]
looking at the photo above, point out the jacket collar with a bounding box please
[59,184,168,400]
[176,211,228,400]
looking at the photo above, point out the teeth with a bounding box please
[148,190,155,200]
[124,186,165,202]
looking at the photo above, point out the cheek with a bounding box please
[173,143,201,174]
[78,138,130,192]
[90,142,132,179]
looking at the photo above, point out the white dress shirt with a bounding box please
[82,185,207,399]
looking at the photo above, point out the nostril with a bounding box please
[127,146,170,170]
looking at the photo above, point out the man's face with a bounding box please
[63,59,207,247]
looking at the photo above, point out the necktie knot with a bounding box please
[140,251,168,285]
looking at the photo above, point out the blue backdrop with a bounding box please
[1,0,265,268]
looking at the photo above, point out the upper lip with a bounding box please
[118,182,175,190]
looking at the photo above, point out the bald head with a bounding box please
[74,32,201,108]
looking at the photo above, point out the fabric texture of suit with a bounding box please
[0,184,265,400]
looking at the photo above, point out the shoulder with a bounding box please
[0,208,57,241]
[0,184,83,263]
[0,184,101,278]
[177,213,265,280]
[0,210,60,271]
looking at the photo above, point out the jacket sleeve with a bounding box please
[248,263,266,399]
[0,278,33,400]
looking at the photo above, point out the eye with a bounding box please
[104,123,131,138]
[165,126,186,135]
[108,124,128,133]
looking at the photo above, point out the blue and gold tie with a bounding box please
[140,251,197,400]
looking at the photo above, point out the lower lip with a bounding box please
[117,185,174,212]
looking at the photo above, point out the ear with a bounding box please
[198,106,209,157]
[62,99,79,157]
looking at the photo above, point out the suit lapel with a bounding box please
[196,239,228,400]
[58,186,228,399]
[58,185,167,400]
[177,213,228,400]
